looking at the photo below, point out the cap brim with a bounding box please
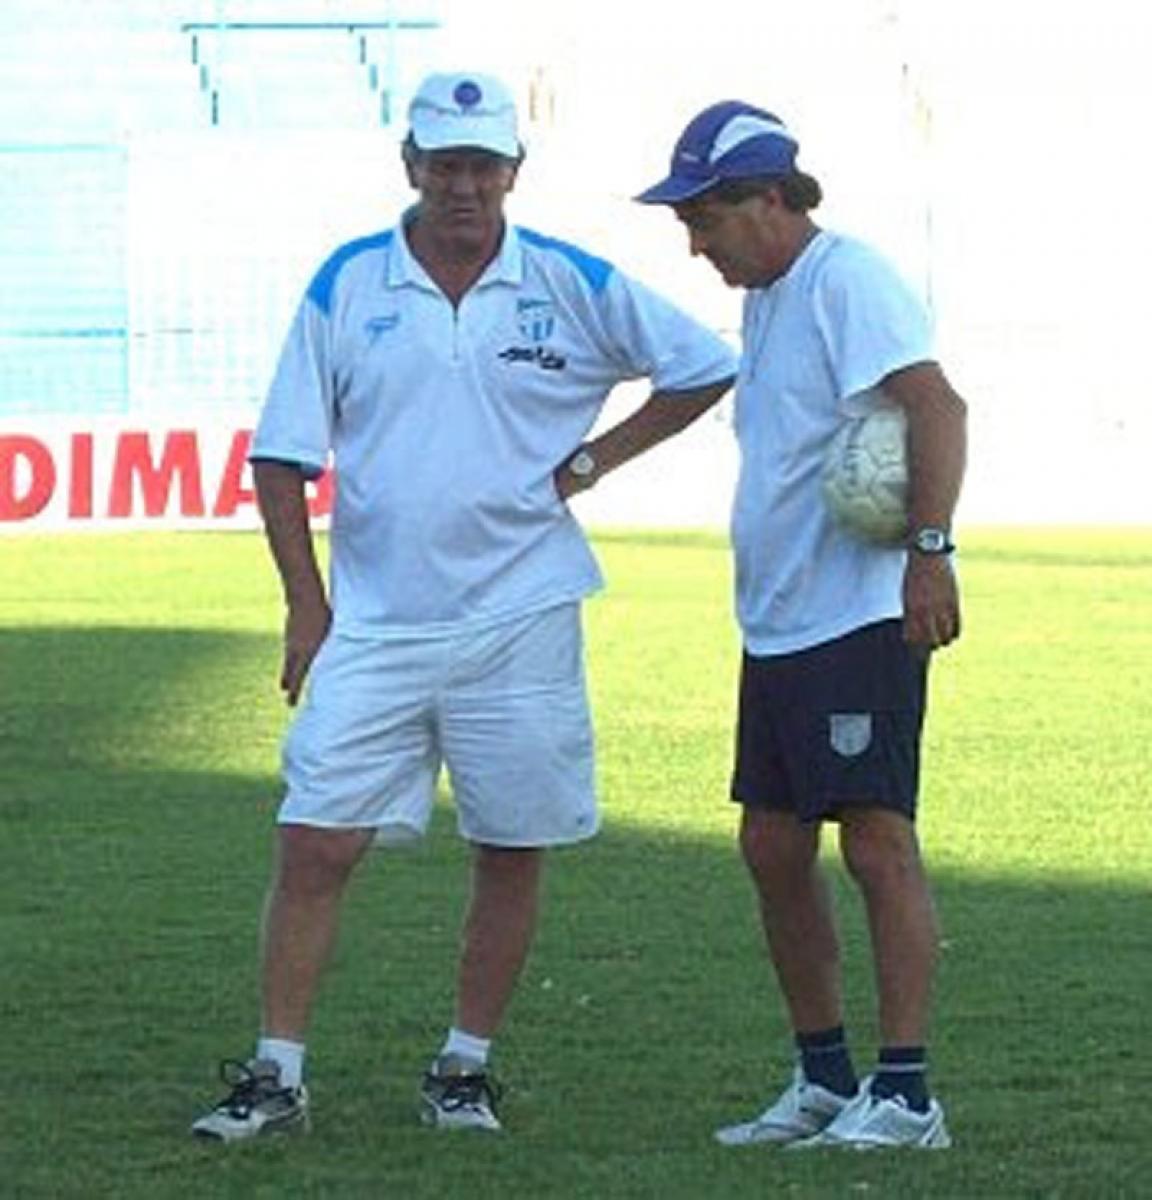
[409,112,521,159]
[634,173,721,205]
[412,129,521,158]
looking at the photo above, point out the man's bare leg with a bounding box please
[453,844,544,1037]
[838,808,938,1048]
[740,807,844,1034]
[261,824,374,1040]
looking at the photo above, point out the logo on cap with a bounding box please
[453,80,482,109]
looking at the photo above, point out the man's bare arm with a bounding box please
[554,377,734,498]
[253,460,331,704]
[883,362,967,649]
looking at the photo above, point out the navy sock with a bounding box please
[796,1026,857,1098]
[870,1046,929,1112]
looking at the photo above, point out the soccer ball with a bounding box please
[821,405,909,545]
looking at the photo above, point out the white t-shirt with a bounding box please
[731,231,934,656]
[252,221,737,637]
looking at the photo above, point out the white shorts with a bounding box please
[278,604,598,848]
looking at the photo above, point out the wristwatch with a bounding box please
[567,446,598,482]
[910,526,955,556]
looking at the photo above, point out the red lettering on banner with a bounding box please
[69,433,94,518]
[212,429,256,517]
[1,426,335,525]
[0,435,56,521]
[109,431,206,518]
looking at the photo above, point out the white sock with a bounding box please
[438,1027,491,1068]
[256,1037,306,1089]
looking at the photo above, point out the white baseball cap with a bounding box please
[407,71,521,159]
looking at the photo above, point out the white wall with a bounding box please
[2,0,1149,528]
[439,0,1152,525]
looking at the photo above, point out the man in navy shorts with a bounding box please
[638,101,967,1148]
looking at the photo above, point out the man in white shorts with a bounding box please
[191,70,736,1141]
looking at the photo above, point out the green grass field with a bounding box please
[2,527,1149,1198]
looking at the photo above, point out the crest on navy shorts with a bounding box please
[516,297,556,343]
[829,712,872,757]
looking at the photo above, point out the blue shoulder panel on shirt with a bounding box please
[306,230,394,315]
[517,227,615,294]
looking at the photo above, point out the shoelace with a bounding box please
[435,1071,503,1114]
[214,1058,284,1116]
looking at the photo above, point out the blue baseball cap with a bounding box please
[635,100,799,205]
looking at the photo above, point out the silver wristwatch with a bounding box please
[568,446,597,481]
[910,526,955,556]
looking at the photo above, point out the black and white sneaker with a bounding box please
[191,1058,310,1142]
[419,1054,503,1131]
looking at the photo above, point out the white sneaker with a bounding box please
[191,1058,310,1142]
[419,1054,503,1132]
[715,1068,854,1146]
[792,1079,951,1149]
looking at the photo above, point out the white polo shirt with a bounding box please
[732,231,934,656]
[252,220,736,636]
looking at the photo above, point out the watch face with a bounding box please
[914,528,951,553]
[570,450,596,477]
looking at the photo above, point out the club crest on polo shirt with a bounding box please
[516,297,556,342]
[497,297,567,370]
[829,712,873,757]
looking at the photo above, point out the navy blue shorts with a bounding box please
[731,620,929,823]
